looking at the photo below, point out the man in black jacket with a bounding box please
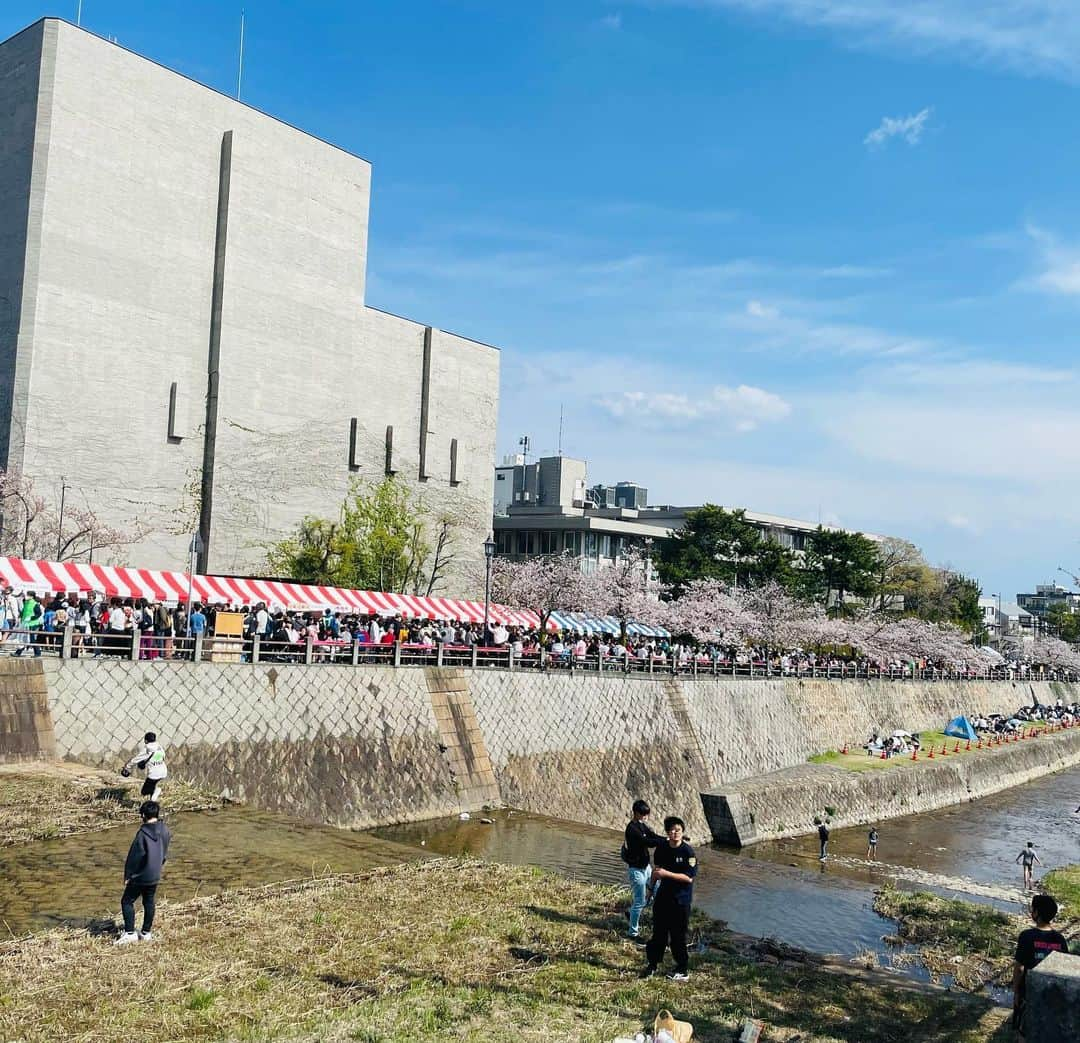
[622,799,665,940]
[641,815,698,981]
[115,801,171,945]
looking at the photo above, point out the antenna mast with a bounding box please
[557,404,564,456]
[237,10,245,100]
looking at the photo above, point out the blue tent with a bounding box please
[944,715,977,741]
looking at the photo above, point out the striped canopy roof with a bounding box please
[0,556,665,635]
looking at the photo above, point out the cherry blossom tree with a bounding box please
[489,553,591,635]
[0,469,141,562]
[666,578,750,647]
[578,548,668,643]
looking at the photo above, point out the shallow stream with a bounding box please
[4,765,1077,997]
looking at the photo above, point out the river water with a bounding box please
[4,766,1078,981]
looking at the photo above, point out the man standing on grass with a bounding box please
[641,815,697,982]
[115,800,170,946]
[1015,842,1042,890]
[621,799,665,942]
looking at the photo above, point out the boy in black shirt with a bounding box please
[622,799,665,940]
[1012,893,1069,1040]
[641,815,697,982]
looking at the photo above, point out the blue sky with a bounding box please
[6,2,1080,599]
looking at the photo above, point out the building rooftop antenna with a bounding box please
[518,434,531,462]
[557,404,564,457]
[237,9,245,100]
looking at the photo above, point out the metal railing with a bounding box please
[2,625,1074,683]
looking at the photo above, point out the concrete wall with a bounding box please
[685,676,1053,787]
[0,21,47,467]
[703,726,1080,846]
[0,658,55,760]
[1027,951,1080,1043]
[0,19,498,592]
[5,657,1072,841]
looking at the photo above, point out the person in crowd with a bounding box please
[866,826,879,860]
[154,600,173,659]
[115,800,170,946]
[621,799,666,942]
[1016,842,1042,890]
[187,602,207,640]
[817,820,830,861]
[13,591,43,657]
[121,731,168,801]
[641,816,697,982]
[1012,893,1070,1040]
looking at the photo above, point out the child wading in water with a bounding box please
[866,827,879,860]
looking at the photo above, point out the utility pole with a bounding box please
[56,477,68,561]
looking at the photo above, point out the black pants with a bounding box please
[121,881,158,934]
[645,901,689,973]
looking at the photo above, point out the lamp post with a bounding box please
[990,592,1002,647]
[483,534,496,645]
[186,533,202,636]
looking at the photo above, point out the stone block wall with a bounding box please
[467,669,710,840]
[42,658,463,829]
[25,658,1080,839]
[0,659,56,761]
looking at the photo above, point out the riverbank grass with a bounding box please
[810,726,1051,773]
[1043,864,1080,918]
[0,860,1009,1043]
[874,881,1080,994]
[0,760,222,845]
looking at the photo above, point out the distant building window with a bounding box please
[496,473,505,481]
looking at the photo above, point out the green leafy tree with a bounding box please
[868,537,926,612]
[748,538,797,589]
[800,527,880,614]
[1045,602,1080,643]
[656,505,764,594]
[265,477,436,594]
[942,573,983,635]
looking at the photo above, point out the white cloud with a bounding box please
[601,383,791,431]
[864,107,932,148]
[745,299,778,319]
[1024,224,1080,296]
[651,1,1080,82]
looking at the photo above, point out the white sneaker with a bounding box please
[114,931,139,946]
[138,931,153,943]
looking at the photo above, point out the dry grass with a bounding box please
[0,761,222,845]
[0,860,1009,1043]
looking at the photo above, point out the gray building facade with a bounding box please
[0,20,499,591]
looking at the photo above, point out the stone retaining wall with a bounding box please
[3,657,1074,839]
[702,726,1080,846]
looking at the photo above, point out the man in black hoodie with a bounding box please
[621,799,666,941]
[115,801,171,945]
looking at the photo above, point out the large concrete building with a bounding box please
[0,19,499,590]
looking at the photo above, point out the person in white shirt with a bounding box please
[491,624,510,646]
[573,637,588,659]
[121,731,168,800]
[368,616,382,643]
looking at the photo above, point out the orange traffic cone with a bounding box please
[880,750,887,760]
[841,744,848,754]
[911,749,917,761]
[941,744,948,756]
[954,742,961,753]
[965,740,971,751]
[928,747,934,759]
[977,739,983,749]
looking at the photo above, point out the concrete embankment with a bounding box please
[0,657,1075,842]
[702,726,1080,846]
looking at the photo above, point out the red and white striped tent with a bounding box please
[0,556,537,628]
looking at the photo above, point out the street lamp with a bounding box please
[186,532,203,636]
[483,534,497,645]
[990,592,1002,647]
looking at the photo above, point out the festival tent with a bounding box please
[0,556,561,632]
[944,715,978,742]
